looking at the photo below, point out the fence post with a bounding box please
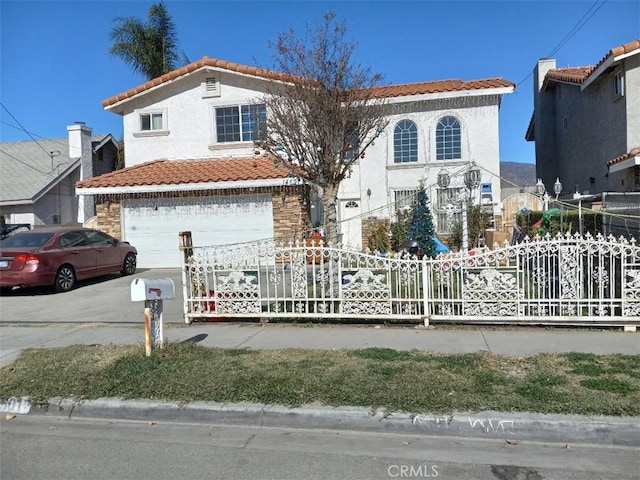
[179,231,193,324]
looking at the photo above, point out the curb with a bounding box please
[2,396,639,446]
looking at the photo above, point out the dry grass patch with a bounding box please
[0,344,638,416]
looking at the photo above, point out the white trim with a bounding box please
[608,155,640,174]
[385,86,514,105]
[581,49,639,90]
[76,177,303,196]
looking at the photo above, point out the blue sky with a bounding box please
[1,0,638,164]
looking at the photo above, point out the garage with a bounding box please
[122,194,274,268]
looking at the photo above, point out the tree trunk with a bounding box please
[321,184,340,245]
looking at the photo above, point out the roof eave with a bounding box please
[608,155,640,174]
[75,177,303,196]
[582,49,638,91]
[385,85,514,105]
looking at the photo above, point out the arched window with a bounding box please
[436,116,461,160]
[394,120,418,163]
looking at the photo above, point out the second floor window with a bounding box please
[140,112,164,131]
[436,116,461,160]
[215,104,266,143]
[394,120,418,163]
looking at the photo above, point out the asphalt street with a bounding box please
[2,415,638,480]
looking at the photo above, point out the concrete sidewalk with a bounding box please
[1,322,638,367]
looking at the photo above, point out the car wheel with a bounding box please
[121,253,137,276]
[55,265,76,292]
[0,286,13,295]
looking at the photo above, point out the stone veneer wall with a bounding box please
[95,200,121,239]
[94,186,309,243]
[271,185,310,244]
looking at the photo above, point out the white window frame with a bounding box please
[213,103,266,144]
[614,71,624,98]
[133,108,169,137]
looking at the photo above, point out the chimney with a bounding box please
[67,122,94,225]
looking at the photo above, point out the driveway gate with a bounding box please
[179,232,639,330]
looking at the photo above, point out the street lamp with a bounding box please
[437,164,481,253]
[535,178,550,211]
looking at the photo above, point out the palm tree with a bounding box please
[110,2,189,80]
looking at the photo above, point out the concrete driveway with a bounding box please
[0,269,186,324]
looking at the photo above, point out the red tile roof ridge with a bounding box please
[546,39,640,87]
[103,55,514,107]
[595,39,640,71]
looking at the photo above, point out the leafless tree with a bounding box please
[254,11,388,243]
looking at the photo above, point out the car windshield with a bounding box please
[0,232,54,248]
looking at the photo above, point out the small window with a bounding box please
[614,71,624,97]
[140,112,164,131]
[557,85,562,100]
[563,116,568,133]
[394,189,417,211]
[345,201,359,208]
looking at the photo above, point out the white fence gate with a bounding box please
[179,232,640,330]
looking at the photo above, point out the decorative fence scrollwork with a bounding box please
[180,232,639,329]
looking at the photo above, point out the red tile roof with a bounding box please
[545,66,595,84]
[545,39,640,86]
[76,156,291,189]
[606,146,640,167]
[102,56,514,108]
[368,78,514,98]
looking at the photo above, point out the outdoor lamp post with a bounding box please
[535,178,550,211]
[553,177,563,200]
[437,164,481,253]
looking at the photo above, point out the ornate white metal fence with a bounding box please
[179,232,639,329]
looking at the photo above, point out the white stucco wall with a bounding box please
[339,95,503,232]
[120,70,271,165]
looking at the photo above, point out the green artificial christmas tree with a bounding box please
[407,184,437,258]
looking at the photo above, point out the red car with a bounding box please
[0,227,137,293]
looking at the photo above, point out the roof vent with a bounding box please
[203,77,220,98]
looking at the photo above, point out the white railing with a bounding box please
[179,232,640,329]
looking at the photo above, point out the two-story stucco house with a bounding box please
[526,39,640,197]
[76,57,514,268]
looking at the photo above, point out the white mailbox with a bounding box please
[131,278,175,302]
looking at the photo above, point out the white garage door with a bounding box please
[122,194,273,268]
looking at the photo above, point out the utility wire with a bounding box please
[514,0,608,88]
[0,148,54,176]
[0,103,53,158]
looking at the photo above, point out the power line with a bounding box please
[0,148,54,176]
[515,0,608,88]
[0,103,54,157]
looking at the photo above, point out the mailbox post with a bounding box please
[131,278,175,356]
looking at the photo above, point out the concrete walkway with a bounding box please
[1,322,638,367]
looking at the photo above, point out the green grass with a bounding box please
[1,344,639,416]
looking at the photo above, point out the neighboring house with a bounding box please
[76,57,514,268]
[526,39,640,197]
[0,123,118,227]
